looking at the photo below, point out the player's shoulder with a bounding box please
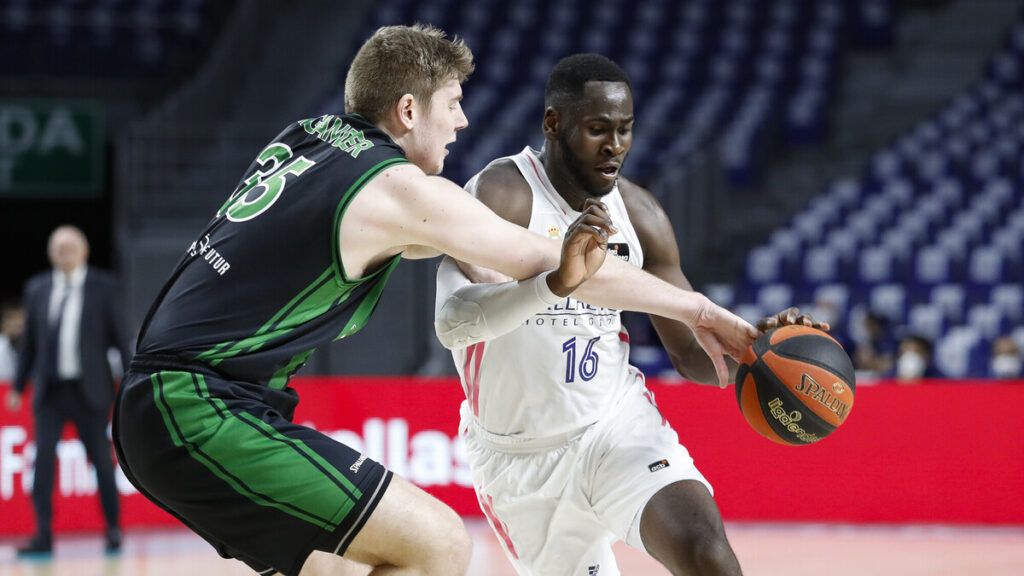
[617,176,677,253]
[471,158,532,227]
[617,176,664,217]
[364,161,427,195]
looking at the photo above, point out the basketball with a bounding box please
[735,325,856,446]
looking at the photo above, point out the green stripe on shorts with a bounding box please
[151,371,359,530]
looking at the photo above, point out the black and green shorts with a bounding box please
[114,355,391,576]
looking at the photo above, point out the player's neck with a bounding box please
[539,147,591,212]
[376,120,403,149]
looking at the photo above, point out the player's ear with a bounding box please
[543,107,559,138]
[395,93,416,130]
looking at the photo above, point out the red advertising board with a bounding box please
[1,378,1022,536]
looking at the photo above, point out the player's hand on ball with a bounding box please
[548,199,617,297]
[690,295,759,388]
[756,306,830,333]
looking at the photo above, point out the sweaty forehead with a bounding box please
[576,81,633,120]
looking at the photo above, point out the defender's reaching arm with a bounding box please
[344,165,756,385]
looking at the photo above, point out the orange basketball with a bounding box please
[735,325,856,446]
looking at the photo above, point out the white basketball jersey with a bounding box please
[455,147,644,437]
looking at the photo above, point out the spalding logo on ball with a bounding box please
[735,325,856,446]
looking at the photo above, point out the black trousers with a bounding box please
[32,379,120,536]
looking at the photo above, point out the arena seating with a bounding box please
[0,0,232,79]
[731,16,1024,378]
[319,0,895,189]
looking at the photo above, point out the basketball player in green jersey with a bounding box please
[114,26,757,576]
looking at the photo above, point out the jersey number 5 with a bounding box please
[217,142,317,222]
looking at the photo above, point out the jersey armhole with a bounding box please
[330,157,412,287]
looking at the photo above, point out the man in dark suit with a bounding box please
[6,225,129,555]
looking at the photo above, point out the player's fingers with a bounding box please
[740,316,759,341]
[709,342,731,388]
[783,307,798,325]
[581,198,611,219]
[566,220,609,248]
[796,314,813,327]
[574,213,615,236]
[578,205,618,235]
[694,329,730,388]
[818,321,831,331]
[757,316,778,332]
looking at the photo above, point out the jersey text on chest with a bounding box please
[521,296,619,329]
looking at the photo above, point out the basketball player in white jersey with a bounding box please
[435,54,825,576]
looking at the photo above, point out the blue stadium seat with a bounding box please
[968,246,1009,285]
[935,327,982,378]
[746,245,782,284]
[990,284,1024,322]
[931,284,967,324]
[880,229,916,263]
[907,303,947,342]
[869,284,907,324]
[915,246,954,286]
[756,284,794,313]
[792,212,828,245]
[967,339,995,378]
[804,246,840,286]
[858,246,898,285]
[882,179,915,210]
[968,303,1014,340]
[704,283,736,308]
[814,284,851,314]
[734,303,767,327]
[992,228,1022,262]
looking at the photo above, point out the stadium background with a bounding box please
[0,0,1022,573]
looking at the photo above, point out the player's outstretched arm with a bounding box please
[349,166,756,385]
[434,200,612,349]
[621,178,831,387]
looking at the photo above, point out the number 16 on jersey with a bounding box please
[562,336,600,383]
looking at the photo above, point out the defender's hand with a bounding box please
[756,306,830,333]
[689,296,759,388]
[548,199,617,297]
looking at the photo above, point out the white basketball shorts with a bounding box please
[460,373,713,576]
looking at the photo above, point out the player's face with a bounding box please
[409,79,468,175]
[558,81,634,196]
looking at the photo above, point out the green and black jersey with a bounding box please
[137,113,410,387]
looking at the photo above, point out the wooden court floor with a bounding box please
[1,520,1022,575]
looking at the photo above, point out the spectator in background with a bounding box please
[854,312,895,377]
[894,334,943,381]
[6,225,129,556]
[990,336,1022,379]
[0,302,25,382]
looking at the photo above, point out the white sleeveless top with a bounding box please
[455,147,645,438]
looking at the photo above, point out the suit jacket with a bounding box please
[14,267,130,412]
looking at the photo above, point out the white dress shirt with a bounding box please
[0,335,15,382]
[49,265,86,380]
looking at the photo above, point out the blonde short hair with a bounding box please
[344,24,475,124]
